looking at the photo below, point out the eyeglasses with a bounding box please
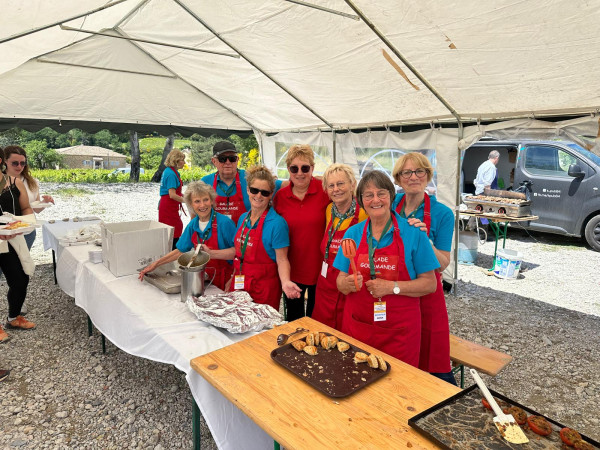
[289,165,311,174]
[217,155,238,163]
[326,181,347,191]
[399,168,428,179]
[249,186,272,197]
[10,161,26,167]
[362,190,390,202]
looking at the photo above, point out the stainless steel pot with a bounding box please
[177,250,210,302]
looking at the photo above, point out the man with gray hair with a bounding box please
[473,150,500,194]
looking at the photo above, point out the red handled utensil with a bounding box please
[341,238,360,291]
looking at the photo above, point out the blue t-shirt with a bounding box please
[177,212,237,263]
[159,167,181,196]
[236,208,289,262]
[201,169,283,212]
[333,211,440,279]
[392,193,454,252]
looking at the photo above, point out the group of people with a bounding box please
[0,145,54,344]
[149,141,457,385]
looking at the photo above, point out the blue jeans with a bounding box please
[431,371,458,386]
[25,229,36,250]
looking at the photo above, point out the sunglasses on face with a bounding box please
[289,164,311,174]
[399,168,428,179]
[217,155,238,163]
[249,186,272,197]
[10,161,26,167]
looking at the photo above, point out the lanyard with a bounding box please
[324,200,356,260]
[400,199,424,219]
[217,175,236,198]
[367,217,392,280]
[196,209,215,244]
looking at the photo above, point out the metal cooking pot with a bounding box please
[177,250,210,302]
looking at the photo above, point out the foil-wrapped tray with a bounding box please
[271,334,390,398]
[409,384,599,449]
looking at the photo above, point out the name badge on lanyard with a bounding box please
[374,301,386,322]
[234,274,245,290]
[321,261,328,278]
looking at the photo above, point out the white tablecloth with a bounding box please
[56,245,273,450]
[42,219,103,253]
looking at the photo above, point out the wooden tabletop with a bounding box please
[191,317,461,449]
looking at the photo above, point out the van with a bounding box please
[463,140,600,251]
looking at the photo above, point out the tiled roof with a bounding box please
[56,145,127,158]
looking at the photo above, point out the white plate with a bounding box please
[30,201,53,209]
[0,224,36,236]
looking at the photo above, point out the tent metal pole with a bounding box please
[114,0,152,28]
[36,58,176,78]
[173,0,333,130]
[332,130,337,163]
[0,0,128,45]
[452,122,464,295]
[282,0,360,20]
[343,0,461,123]
[59,25,239,58]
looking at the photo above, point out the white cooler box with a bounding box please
[101,220,173,277]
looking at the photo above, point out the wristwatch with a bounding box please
[393,281,400,295]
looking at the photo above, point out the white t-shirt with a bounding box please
[20,177,39,204]
[473,160,497,195]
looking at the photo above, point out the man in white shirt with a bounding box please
[474,150,500,194]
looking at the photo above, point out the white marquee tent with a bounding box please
[2,1,600,448]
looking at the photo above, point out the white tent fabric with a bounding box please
[2,0,600,133]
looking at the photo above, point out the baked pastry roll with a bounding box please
[313,332,322,346]
[337,341,350,352]
[320,335,338,350]
[375,355,387,371]
[305,333,315,346]
[354,352,368,363]
[367,354,379,369]
[303,345,318,356]
[291,340,307,351]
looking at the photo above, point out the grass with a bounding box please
[54,187,94,196]
[140,137,192,151]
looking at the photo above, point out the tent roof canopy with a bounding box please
[1,0,600,135]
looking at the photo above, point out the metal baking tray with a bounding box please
[139,262,182,294]
[409,384,599,449]
[270,333,390,398]
[463,198,532,217]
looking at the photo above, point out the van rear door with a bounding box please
[515,143,588,235]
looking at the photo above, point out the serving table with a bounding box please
[191,317,461,449]
[55,243,275,450]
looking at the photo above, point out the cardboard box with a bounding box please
[101,220,173,277]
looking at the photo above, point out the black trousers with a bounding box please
[283,283,316,321]
[0,244,29,318]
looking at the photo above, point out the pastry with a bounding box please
[375,355,387,371]
[320,335,338,350]
[337,341,350,352]
[312,332,322,346]
[303,345,318,356]
[354,352,368,363]
[367,354,379,369]
[305,333,315,346]
[291,340,307,351]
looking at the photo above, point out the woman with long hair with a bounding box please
[158,149,186,249]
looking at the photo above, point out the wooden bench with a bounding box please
[449,334,513,387]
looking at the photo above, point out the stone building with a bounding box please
[56,145,127,170]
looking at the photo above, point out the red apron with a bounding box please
[230,210,282,311]
[341,216,421,367]
[396,194,451,373]
[313,203,361,330]
[191,213,233,292]
[213,171,246,225]
[158,167,184,238]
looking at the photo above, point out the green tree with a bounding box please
[25,140,63,169]
[190,135,223,168]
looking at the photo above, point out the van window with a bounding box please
[524,145,577,177]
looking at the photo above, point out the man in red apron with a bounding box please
[312,202,363,330]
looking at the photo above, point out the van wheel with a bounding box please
[584,215,600,251]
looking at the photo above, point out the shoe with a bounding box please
[0,369,10,382]
[5,316,36,330]
[0,325,10,343]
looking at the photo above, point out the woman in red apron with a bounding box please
[392,152,456,385]
[313,164,367,330]
[212,170,246,225]
[140,181,236,291]
[158,150,186,249]
[229,165,301,310]
[335,171,438,368]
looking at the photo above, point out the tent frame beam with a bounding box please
[173,0,335,130]
[37,58,176,78]
[0,0,128,45]
[59,25,240,58]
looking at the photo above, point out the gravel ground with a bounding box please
[1,182,599,447]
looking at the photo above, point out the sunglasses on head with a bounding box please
[11,161,26,167]
[249,186,272,197]
[288,164,311,174]
[217,155,238,163]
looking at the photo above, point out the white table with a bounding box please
[42,218,102,283]
[56,245,273,450]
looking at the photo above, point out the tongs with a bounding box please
[187,244,202,268]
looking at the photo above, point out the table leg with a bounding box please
[274,441,281,450]
[488,222,501,271]
[101,334,106,354]
[192,398,201,450]
[52,250,57,284]
[87,315,93,337]
[452,364,465,389]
